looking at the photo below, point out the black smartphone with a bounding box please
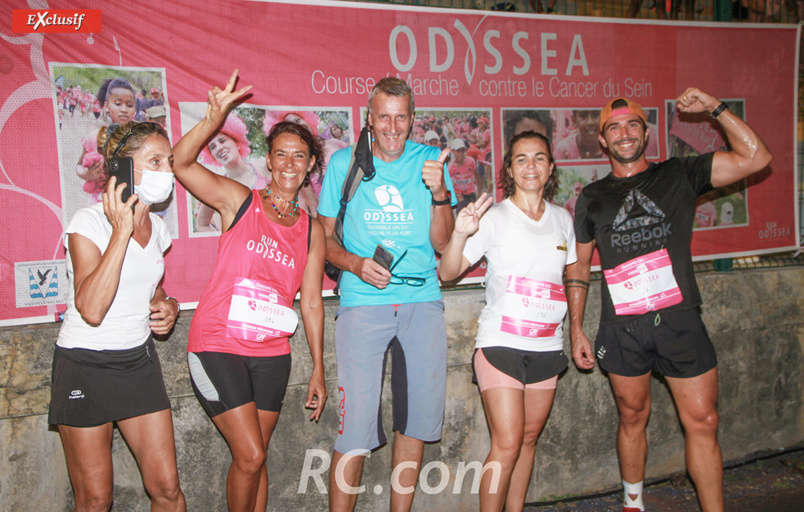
[372,245,394,271]
[108,156,134,203]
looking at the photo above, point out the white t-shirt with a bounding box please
[463,199,577,352]
[57,203,171,350]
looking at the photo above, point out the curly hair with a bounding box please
[265,121,325,187]
[498,130,558,200]
[96,121,169,188]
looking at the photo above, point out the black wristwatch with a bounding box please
[432,191,452,206]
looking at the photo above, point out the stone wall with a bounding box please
[1,267,802,511]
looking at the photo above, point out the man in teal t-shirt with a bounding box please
[318,77,456,512]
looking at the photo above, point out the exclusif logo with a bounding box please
[12,9,101,33]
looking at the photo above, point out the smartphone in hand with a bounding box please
[372,245,394,271]
[108,156,134,203]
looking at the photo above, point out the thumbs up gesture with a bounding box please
[421,147,451,200]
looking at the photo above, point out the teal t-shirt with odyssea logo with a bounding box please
[318,140,456,307]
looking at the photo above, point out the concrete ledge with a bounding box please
[1,267,801,510]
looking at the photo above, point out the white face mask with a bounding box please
[134,169,174,205]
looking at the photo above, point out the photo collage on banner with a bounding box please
[49,64,178,237]
[179,103,352,237]
[406,108,494,281]
[410,109,493,215]
[666,99,749,230]
[1,0,796,324]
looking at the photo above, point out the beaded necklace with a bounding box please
[262,187,298,219]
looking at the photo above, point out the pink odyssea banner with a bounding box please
[0,0,798,324]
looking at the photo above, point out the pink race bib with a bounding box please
[226,277,298,342]
[500,276,567,338]
[604,248,682,315]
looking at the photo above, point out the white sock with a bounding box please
[623,480,644,511]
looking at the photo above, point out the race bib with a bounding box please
[500,276,567,338]
[604,248,682,316]
[226,277,298,342]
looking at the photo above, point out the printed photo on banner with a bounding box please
[553,164,611,220]
[502,108,660,164]
[179,103,352,237]
[409,109,493,215]
[666,99,749,230]
[49,64,178,237]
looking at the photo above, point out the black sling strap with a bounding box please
[324,126,375,290]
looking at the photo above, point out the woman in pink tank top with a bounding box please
[172,70,327,512]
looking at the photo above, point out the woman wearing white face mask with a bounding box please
[48,121,186,511]
[134,153,176,205]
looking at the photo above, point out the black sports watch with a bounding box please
[432,191,452,206]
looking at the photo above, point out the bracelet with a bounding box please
[711,102,729,118]
[432,191,452,206]
[165,296,181,312]
[565,279,590,289]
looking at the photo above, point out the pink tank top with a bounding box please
[449,158,477,195]
[188,189,309,357]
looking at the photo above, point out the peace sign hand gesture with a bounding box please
[454,193,493,237]
[204,69,253,128]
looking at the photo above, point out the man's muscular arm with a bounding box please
[676,88,772,188]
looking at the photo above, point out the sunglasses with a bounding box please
[388,250,426,287]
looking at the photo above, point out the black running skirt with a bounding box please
[48,336,171,427]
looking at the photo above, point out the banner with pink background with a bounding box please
[0,0,798,324]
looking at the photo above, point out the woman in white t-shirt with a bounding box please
[441,130,582,512]
[49,121,185,511]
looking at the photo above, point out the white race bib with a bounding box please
[500,276,567,338]
[604,248,682,315]
[226,277,298,342]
